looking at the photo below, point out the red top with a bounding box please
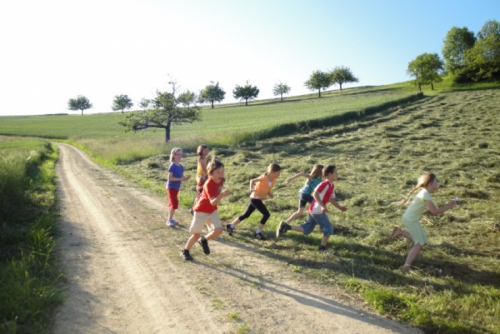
[308,180,335,214]
[194,178,224,213]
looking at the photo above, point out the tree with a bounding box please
[138,98,150,112]
[442,26,476,75]
[198,81,226,109]
[273,82,291,102]
[233,81,259,106]
[407,53,444,91]
[330,66,359,91]
[68,95,92,115]
[112,94,133,114]
[118,81,201,142]
[465,19,500,81]
[304,70,331,97]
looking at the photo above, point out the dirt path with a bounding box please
[52,143,422,334]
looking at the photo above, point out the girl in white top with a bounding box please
[389,173,457,271]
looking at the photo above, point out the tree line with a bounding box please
[407,19,499,91]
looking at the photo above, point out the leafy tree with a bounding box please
[442,26,476,75]
[112,94,133,114]
[233,81,259,106]
[198,81,226,109]
[119,81,201,142]
[330,66,359,91]
[68,95,92,115]
[453,20,500,82]
[273,82,291,102]
[138,98,150,112]
[304,70,331,97]
[407,53,444,91]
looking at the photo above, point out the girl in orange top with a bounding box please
[226,163,281,240]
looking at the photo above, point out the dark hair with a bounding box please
[207,157,224,174]
[197,144,209,156]
[323,165,336,178]
[266,163,281,175]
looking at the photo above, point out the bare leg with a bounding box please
[403,243,423,269]
[184,233,201,250]
[389,226,413,242]
[321,235,330,247]
[205,227,223,241]
[231,218,241,226]
[291,226,304,233]
[285,208,305,223]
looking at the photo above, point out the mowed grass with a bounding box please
[122,88,500,333]
[0,136,63,333]
[0,87,417,165]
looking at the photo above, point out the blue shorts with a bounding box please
[300,213,334,237]
[298,193,314,209]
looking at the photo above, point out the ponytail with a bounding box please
[396,173,437,206]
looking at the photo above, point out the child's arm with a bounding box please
[249,177,260,192]
[285,173,312,184]
[168,172,191,182]
[313,190,328,212]
[210,189,230,206]
[426,199,457,215]
[329,198,347,212]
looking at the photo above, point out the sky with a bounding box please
[0,0,498,116]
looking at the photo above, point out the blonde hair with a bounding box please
[207,157,224,174]
[399,173,437,205]
[310,164,323,179]
[197,144,208,157]
[265,163,281,175]
[170,148,182,162]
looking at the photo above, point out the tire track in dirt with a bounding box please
[52,143,422,334]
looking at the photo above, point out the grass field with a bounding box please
[1,80,499,333]
[119,88,500,333]
[0,86,421,165]
[0,136,63,333]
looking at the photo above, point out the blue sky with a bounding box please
[0,0,498,115]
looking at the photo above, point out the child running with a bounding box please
[180,158,229,261]
[388,173,457,271]
[166,148,191,227]
[276,165,347,251]
[226,163,281,240]
[281,164,324,225]
[190,144,210,214]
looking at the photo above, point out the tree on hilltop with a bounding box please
[330,66,359,91]
[273,82,291,102]
[442,26,476,75]
[112,94,133,114]
[68,95,92,115]
[118,81,201,142]
[304,70,331,97]
[407,53,444,91]
[198,81,226,109]
[233,81,259,106]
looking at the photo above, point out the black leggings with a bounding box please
[238,198,270,225]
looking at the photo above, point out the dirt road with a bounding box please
[52,143,421,334]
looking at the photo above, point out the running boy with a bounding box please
[180,158,229,261]
[276,165,347,251]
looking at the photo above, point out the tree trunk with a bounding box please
[431,82,434,90]
[165,122,171,142]
[418,84,422,92]
[318,89,321,98]
[211,100,214,109]
[280,94,283,102]
[81,109,83,116]
[245,99,248,106]
[339,83,343,91]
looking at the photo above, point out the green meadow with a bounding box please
[1,81,499,333]
[118,86,500,333]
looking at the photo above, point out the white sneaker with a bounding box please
[166,219,177,227]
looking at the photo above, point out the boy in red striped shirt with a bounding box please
[276,165,347,251]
